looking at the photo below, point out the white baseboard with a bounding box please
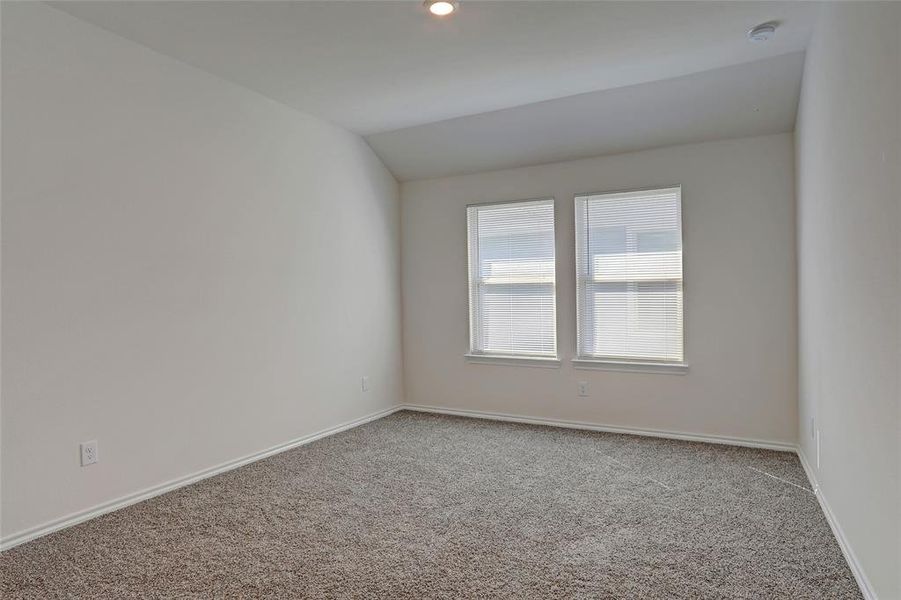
[3,401,871,600]
[405,405,873,598]
[401,404,797,452]
[796,449,877,600]
[1,403,791,552]
[0,404,404,552]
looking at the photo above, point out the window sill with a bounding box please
[465,353,561,368]
[571,358,689,375]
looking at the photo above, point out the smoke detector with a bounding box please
[748,22,777,42]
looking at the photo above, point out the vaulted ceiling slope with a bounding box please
[368,52,805,180]
[51,1,815,180]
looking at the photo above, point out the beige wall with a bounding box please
[795,3,901,598]
[1,3,403,540]
[402,133,798,446]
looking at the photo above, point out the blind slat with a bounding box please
[467,199,557,357]
[575,187,684,362]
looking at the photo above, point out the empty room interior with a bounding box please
[1,1,899,598]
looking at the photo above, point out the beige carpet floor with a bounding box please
[1,411,860,599]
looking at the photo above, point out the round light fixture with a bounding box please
[425,0,458,17]
[748,22,777,42]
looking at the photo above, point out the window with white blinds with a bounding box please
[575,187,683,363]
[467,199,557,358]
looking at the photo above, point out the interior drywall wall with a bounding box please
[1,2,402,540]
[795,3,901,598]
[402,133,797,445]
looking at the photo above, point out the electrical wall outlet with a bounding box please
[810,417,816,440]
[80,440,99,467]
[578,381,589,397]
[361,376,370,392]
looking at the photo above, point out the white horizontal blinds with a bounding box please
[467,199,556,357]
[575,187,683,362]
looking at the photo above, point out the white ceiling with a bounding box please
[51,1,817,180]
[53,1,815,133]
[368,52,805,180]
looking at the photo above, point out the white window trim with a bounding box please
[571,358,689,375]
[465,353,561,368]
[574,184,686,367]
[465,197,558,364]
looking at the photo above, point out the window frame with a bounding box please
[465,197,560,367]
[572,185,688,374]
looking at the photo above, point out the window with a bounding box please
[467,199,557,360]
[575,187,683,365]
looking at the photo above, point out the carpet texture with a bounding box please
[1,411,861,599]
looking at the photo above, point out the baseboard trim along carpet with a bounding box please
[796,449,876,600]
[2,400,854,600]
[410,405,871,600]
[0,403,797,552]
[3,409,862,598]
[0,405,405,552]
[402,404,797,452]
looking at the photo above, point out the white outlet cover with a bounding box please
[361,376,370,392]
[80,440,99,466]
[578,381,589,397]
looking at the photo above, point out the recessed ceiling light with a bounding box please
[748,22,777,42]
[424,0,458,17]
